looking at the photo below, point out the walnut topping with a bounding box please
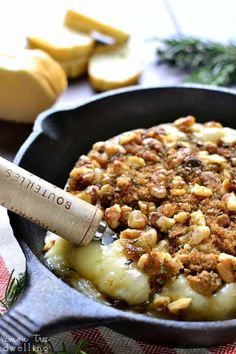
[149,185,167,199]
[226,193,236,212]
[191,210,206,226]
[128,211,148,229]
[187,271,222,296]
[191,184,213,198]
[152,295,171,311]
[104,204,121,229]
[174,212,189,224]
[173,115,195,131]
[67,117,236,307]
[120,229,142,241]
[156,216,176,232]
[190,226,210,246]
[217,253,236,283]
[127,156,146,168]
[167,298,192,315]
[137,250,182,280]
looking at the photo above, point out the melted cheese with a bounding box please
[161,275,236,320]
[46,237,150,305]
[192,124,236,144]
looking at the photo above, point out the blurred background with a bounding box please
[1,0,236,110]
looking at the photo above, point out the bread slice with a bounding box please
[88,44,141,91]
[0,49,67,123]
[59,55,89,78]
[27,26,94,62]
[64,5,129,44]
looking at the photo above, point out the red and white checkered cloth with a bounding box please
[0,206,236,354]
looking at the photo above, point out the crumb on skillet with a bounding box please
[64,116,236,314]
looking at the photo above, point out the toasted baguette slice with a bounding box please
[88,44,141,91]
[64,5,129,44]
[0,49,67,123]
[27,26,94,62]
[59,55,89,78]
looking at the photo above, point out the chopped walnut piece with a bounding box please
[137,250,182,279]
[127,156,146,168]
[120,228,142,240]
[138,201,156,215]
[104,204,121,229]
[156,216,176,232]
[173,115,195,131]
[191,210,206,226]
[76,185,100,204]
[217,253,236,283]
[149,185,167,199]
[138,228,158,249]
[190,226,210,246]
[174,212,189,224]
[107,160,128,175]
[120,205,132,224]
[100,184,114,199]
[191,184,212,198]
[152,295,171,311]
[167,298,192,315]
[123,243,145,262]
[119,132,139,145]
[226,193,236,212]
[104,142,126,156]
[162,203,178,217]
[221,179,231,194]
[116,176,131,190]
[171,188,186,196]
[88,150,108,167]
[187,271,222,296]
[128,211,148,229]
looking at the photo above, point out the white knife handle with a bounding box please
[0,156,103,245]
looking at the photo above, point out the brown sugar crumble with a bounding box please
[67,116,236,302]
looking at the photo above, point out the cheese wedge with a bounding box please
[88,44,141,91]
[0,49,67,123]
[27,26,94,62]
[64,4,129,44]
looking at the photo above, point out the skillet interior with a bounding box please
[10,85,236,346]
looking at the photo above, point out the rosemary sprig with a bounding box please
[157,37,236,86]
[0,270,25,310]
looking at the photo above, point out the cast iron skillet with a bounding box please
[1,85,236,351]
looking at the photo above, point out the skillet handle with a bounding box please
[0,308,40,353]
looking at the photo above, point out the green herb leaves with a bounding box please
[0,270,25,310]
[157,37,236,86]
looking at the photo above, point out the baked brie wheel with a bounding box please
[45,116,236,321]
